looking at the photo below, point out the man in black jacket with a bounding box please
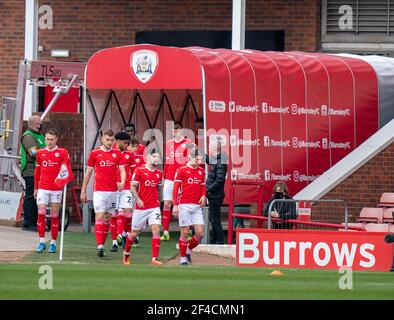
[206,140,227,244]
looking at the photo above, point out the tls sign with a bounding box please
[236,229,393,272]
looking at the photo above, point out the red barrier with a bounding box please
[228,181,264,244]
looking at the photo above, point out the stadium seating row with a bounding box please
[347,193,394,232]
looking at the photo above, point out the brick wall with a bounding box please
[0,1,25,98]
[311,142,394,225]
[1,0,321,99]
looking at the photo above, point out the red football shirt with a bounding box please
[164,137,194,181]
[35,146,71,191]
[132,165,162,210]
[173,164,206,205]
[116,151,135,190]
[136,143,145,156]
[87,147,125,192]
[130,153,146,177]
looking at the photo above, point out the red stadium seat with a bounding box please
[357,207,384,223]
[377,193,394,208]
[382,208,394,223]
[365,223,390,232]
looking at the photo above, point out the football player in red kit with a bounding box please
[161,121,194,241]
[122,148,163,266]
[173,148,206,265]
[113,132,135,251]
[81,129,126,257]
[128,138,145,176]
[125,122,145,155]
[34,129,72,254]
[126,137,146,247]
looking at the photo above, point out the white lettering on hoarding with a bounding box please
[313,242,331,267]
[263,136,290,148]
[332,243,357,267]
[262,241,280,265]
[264,170,292,182]
[293,171,319,183]
[292,137,321,149]
[230,169,261,181]
[261,102,289,114]
[237,234,377,269]
[229,101,259,113]
[238,233,259,264]
[208,100,226,112]
[230,135,260,147]
[330,141,351,149]
[291,104,320,116]
[283,241,297,265]
[359,243,375,268]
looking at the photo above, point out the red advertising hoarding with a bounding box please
[236,228,393,272]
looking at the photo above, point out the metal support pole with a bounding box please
[202,206,210,244]
[24,0,38,119]
[232,0,246,50]
[82,203,91,233]
[227,184,235,244]
[40,75,79,121]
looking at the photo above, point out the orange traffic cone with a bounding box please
[270,270,284,276]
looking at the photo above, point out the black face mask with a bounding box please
[274,191,284,199]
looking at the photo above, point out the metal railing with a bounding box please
[267,198,359,231]
[228,192,366,244]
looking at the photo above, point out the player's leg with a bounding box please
[124,210,133,247]
[35,189,49,253]
[187,205,205,263]
[179,226,190,265]
[106,192,118,252]
[122,208,147,265]
[115,191,124,245]
[149,207,162,265]
[47,191,62,253]
[109,211,118,252]
[161,179,173,241]
[93,192,110,257]
[117,190,134,247]
[177,204,193,265]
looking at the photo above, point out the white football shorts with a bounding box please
[116,190,134,210]
[162,179,174,201]
[178,203,204,227]
[93,191,117,214]
[132,207,161,231]
[36,189,63,205]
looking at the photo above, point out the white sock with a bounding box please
[112,240,117,245]
[180,257,188,263]
[122,231,127,237]
[98,245,104,249]
[50,239,56,245]
[40,237,45,243]
[186,247,191,255]
[164,231,169,236]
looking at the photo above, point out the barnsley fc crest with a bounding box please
[131,50,158,83]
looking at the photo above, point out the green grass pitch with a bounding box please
[0,231,393,300]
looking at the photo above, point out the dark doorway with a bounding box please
[136,30,285,51]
